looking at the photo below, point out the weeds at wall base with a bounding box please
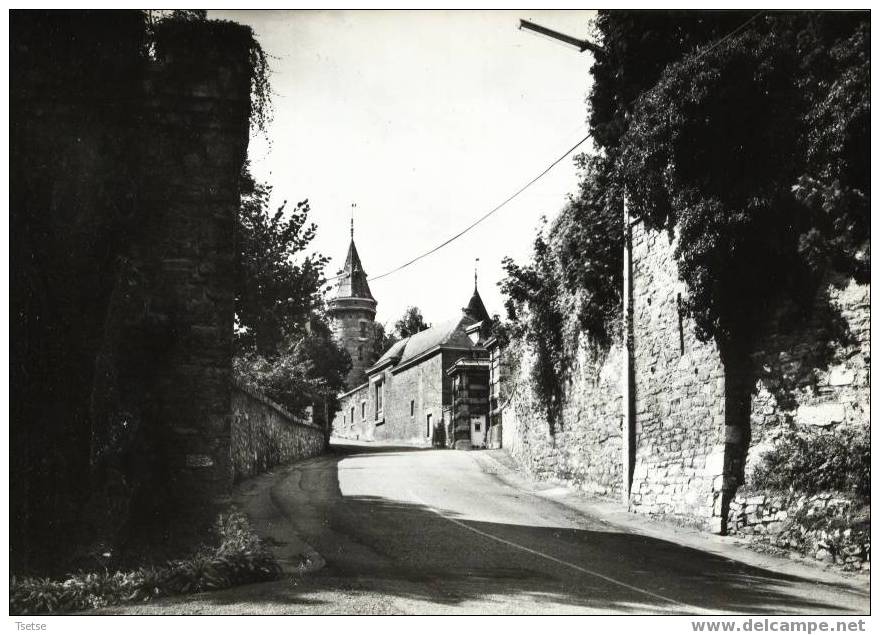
[10,510,281,615]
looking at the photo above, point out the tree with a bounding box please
[394,306,431,338]
[235,165,328,356]
[234,318,350,418]
[369,322,399,364]
[234,166,351,420]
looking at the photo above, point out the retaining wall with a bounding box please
[500,220,869,536]
[231,382,326,482]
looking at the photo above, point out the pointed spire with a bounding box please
[333,205,374,302]
[463,265,490,324]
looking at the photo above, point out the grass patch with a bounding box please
[11,510,280,615]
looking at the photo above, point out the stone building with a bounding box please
[330,238,495,447]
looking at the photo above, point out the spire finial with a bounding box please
[474,257,479,290]
[350,202,356,239]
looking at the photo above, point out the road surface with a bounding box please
[118,441,869,615]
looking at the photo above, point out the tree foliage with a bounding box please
[234,320,350,416]
[618,13,869,347]
[235,166,328,356]
[234,167,350,418]
[499,10,869,426]
[369,322,399,364]
[394,306,431,338]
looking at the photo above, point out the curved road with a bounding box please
[115,441,869,614]
[248,442,867,614]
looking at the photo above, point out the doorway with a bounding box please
[470,415,487,448]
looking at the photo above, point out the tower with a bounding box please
[328,213,377,390]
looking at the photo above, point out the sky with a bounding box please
[211,10,597,329]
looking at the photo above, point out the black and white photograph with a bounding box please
[8,6,872,623]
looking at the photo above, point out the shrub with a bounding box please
[10,511,280,615]
[751,426,870,499]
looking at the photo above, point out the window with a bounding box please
[474,422,481,432]
[361,401,365,420]
[350,407,354,424]
[426,413,432,438]
[360,322,367,338]
[375,381,383,419]
[410,400,415,417]
[357,345,363,361]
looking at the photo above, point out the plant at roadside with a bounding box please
[751,426,870,499]
[10,511,280,615]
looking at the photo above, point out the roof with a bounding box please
[369,315,479,374]
[463,287,490,324]
[334,240,374,301]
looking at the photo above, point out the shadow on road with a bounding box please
[162,443,867,615]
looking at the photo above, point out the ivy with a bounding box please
[617,14,869,349]
[500,155,623,429]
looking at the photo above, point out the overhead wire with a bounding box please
[323,131,592,285]
[327,11,767,287]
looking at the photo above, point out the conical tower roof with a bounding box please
[335,239,375,302]
[462,285,490,324]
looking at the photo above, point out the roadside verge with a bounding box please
[233,463,326,576]
[471,449,870,596]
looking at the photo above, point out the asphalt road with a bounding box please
[112,442,869,615]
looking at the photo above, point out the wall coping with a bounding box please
[232,379,322,431]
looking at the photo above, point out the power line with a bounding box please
[327,12,766,288]
[366,132,592,283]
[689,10,766,64]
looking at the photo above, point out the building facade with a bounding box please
[330,245,496,447]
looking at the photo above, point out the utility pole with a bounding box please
[622,194,634,506]
[517,18,634,507]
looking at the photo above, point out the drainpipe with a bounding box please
[622,193,634,506]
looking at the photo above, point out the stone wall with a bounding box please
[727,491,870,571]
[502,339,624,500]
[745,278,870,480]
[231,382,325,482]
[330,307,376,390]
[628,223,729,531]
[333,383,371,441]
[10,12,253,570]
[500,218,869,536]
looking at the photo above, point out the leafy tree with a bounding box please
[234,166,350,423]
[369,322,399,363]
[235,165,328,356]
[394,306,431,338]
[234,318,350,419]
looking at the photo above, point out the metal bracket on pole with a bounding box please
[518,19,605,56]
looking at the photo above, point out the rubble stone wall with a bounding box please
[727,491,870,571]
[628,223,729,531]
[501,219,869,536]
[745,278,870,480]
[231,382,325,482]
[502,340,624,500]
